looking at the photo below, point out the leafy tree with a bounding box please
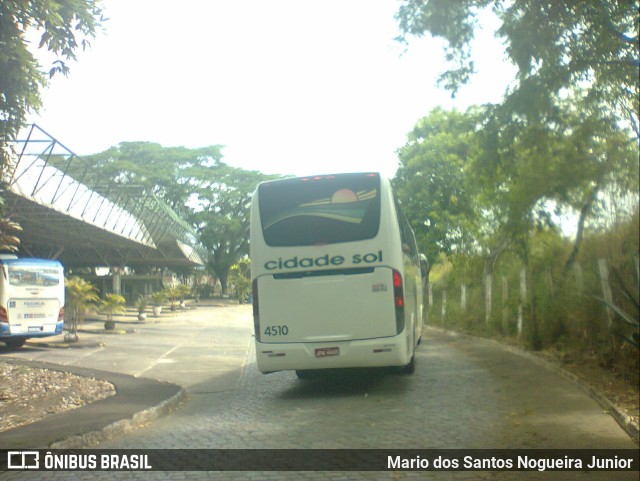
[149,290,166,307]
[394,107,482,277]
[475,97,639,269]
[100,292,125,330]
[60,141,276,290]
[1,1,105,255]
[0,0,105,171]
[395,102,638,338]
[396,0,639,268]
[65,276,98,339]
[0,211,22,252]
[163,284,191,309]
[395,0,639,132]
[229,257,251,303]
[76,142,225,218]
[195,166,276,294]
[99,292,125,320]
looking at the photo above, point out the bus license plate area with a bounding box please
[315,347,339,358]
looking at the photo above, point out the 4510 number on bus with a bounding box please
[264,325,289,336]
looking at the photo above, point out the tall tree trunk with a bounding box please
[483,239,509,325]
[563,183,599,275]
[219,272,228,296]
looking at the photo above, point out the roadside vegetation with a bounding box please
[394,0,639,386]
[426,214,638,384]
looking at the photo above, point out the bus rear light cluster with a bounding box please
[392,269,405,334]
[252,279,260,341]
[0,307,7,323]
[58,307,64,322]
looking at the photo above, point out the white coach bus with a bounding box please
[250,172,424,377]
[0,256,65,348]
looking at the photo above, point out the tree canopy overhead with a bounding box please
[395,0,639,133]
[395,103,638,271]
[81,141,225,218]
[0,0,105,169]
[395,0,639,271]
[76,141,276,292]
[394,107,482,275]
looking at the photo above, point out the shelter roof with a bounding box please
[3,125,205,268]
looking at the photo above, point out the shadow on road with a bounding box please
[278,367,412,399]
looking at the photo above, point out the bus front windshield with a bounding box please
[259,173,381,247]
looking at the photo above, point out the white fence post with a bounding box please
[597,258,614,328]
[518,269,526,338]
[461,283,467,311]
[502,275,508,329]
[441,289,447,321]
[484,272,492,325]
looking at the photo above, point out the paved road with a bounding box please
[2,302,636,480]
[6,302,254,394]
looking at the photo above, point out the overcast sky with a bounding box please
[26,0,515,179]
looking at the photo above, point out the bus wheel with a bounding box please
[295,370,319,380]
[402,354,415,375]
[5,338,26,349]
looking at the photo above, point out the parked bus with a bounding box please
[0,256,65,348]
[250,172,424,377]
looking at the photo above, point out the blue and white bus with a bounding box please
[0,256,65,348]
[250,172,424,377]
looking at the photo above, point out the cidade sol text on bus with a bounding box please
[264,250,383,271]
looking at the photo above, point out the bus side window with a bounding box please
[395,195,419,263]
[420,254,428,279]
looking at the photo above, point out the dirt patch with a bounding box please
[0,362,115,432]
[540,350,639,433]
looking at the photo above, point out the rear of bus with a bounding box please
[0,258,65,348]
[250,172,421,375]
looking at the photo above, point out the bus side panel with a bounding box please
[257,267,397,343]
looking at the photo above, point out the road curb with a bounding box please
[427,326,639,444]
[51,387,187,449]
[0,359,186,449]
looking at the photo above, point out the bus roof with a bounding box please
[0,257,63,267]
[257,172,381,188]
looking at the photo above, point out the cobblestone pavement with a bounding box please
[2,305,636,481]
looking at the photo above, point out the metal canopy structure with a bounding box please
[2,124,205,268]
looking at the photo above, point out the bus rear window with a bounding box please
[258,173,381,247]
[8,266,61,287]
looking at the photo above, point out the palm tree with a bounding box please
[229,259,251,303]
[135,294,149,320]
[65,277,99,342]
[100,293,126,330]
[0,216,22,252]
[150,290,166,316]
[175,284,192,308]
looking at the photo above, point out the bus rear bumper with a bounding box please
[0,321,64,338]
[255,335,412,373]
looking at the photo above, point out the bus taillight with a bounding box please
[58,307,64,322]
[392,269,405,334]
[252,279,260,341]
[0,306,7,323]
